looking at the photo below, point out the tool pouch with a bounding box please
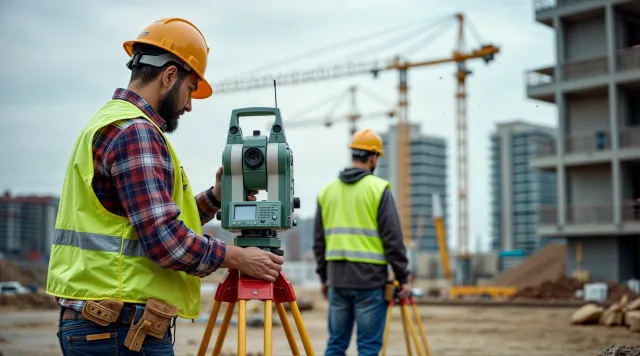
[124,299,177,352]
[81,299,124,327]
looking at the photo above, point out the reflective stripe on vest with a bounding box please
[46,99,202,319]
[53,229,146,257]
[318,174,391,265]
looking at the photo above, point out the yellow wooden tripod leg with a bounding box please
[276,303,300,355]
[381,303,393,356]
[197,300,222,356]
[264,300,273,356]
[402,304,423,356]
[411,302,431,356]
[238,300,247,356]
[401,303,412,356]
[289,301,315,356]
[212,302,236,356]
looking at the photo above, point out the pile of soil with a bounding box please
[0,260,40,286]
[511,275,638,304]
[493,243,566,290]
[511,275,583,301]
[609,283,638,304]
[0,259,57,310]
[0,293,57,309]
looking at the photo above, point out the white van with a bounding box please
[0,281,30,295]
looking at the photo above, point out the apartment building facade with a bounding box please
[490,121,559,266]
[0,192,59,260]
[376,123,449,252]
[527,0,640,282]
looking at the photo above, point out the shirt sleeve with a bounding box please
[195,188,220,226]
[104,119,226,277]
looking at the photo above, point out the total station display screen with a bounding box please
[234,205,257,220]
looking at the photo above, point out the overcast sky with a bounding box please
[0,0,557,252]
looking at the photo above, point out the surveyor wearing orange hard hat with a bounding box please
[47,18,284,355]
[313,128,411,355]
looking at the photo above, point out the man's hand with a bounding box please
[211,166,258,202]
[321,283,328,301]
[224,246,284,282]
[397,283,412,300]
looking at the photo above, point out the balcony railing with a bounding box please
[622,200,640,222]
[526,55,608,88]
[526,66,555,88]
[565,130,610,153]
[535,0,557,11]
[617,46,640,71]
[531,137,557,158]
[620,126,640,149]
[541,202,640,225]
[527,47,639,90]
[567,203,613,224]
[563,56,609,80]
[538,205,558,224]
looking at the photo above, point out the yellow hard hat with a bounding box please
[123,18,213,99]
[349,129,385,157]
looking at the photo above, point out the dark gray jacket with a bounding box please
[313,167,410,289]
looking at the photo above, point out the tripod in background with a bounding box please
[381,280,432,356]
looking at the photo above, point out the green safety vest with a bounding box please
[46,99,202,319]
[318,174,391,265]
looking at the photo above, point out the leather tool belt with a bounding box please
[61,298,177,352]
[123,298,178,352]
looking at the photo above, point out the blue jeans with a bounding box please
[56,306,175,355]
[325,286,387,356]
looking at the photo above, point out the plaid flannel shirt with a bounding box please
[57,88,226,312]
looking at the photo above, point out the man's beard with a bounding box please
[158,80,184,133]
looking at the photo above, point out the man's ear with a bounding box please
[161,65,179,89]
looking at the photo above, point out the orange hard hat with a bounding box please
[349,129,385,157]
[123,18,212,99]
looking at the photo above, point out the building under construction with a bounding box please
[527,0,640,282]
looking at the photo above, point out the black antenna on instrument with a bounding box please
[273,79,278,108]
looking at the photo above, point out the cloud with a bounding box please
[0,0,557,252]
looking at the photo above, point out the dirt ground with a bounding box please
[0,299,638,356]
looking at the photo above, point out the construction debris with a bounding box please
[599,296,625,327]
[571,303,604,324]
[571,294,640,334]
[599,345,640,356]
[626,311,640,332]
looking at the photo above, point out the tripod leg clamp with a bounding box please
[384,283,396,302]
[124,299,177,352]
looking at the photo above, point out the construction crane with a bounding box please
[210,13,500,276]
[282,84,397,136]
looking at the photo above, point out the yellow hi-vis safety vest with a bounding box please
[46,99,202,319]
[318,174,391,265]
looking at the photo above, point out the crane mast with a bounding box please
[396,68,412,250]
[455,13,471,283]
